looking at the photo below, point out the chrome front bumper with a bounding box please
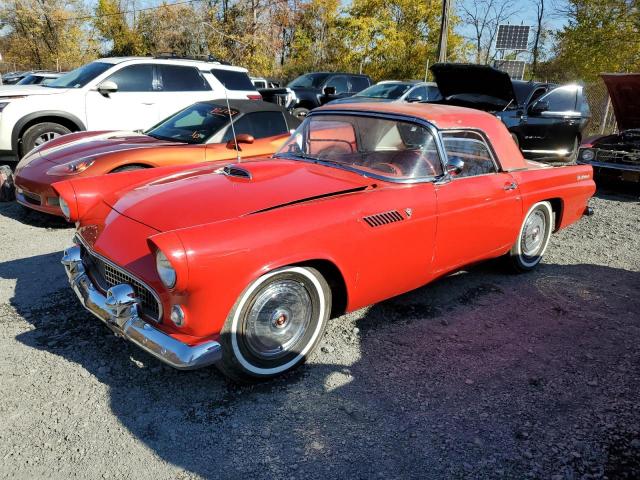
[61,245,222,370]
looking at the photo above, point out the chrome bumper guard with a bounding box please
[61,245,222,370]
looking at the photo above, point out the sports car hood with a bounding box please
[105,159,372,232]
[37,131,176,165]
[601,74,640,131]
[430,63,516,108]
[0,85,69,97]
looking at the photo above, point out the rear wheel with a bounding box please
[21,122,71,156]
[507,201,553,272]
[217,266,331,383]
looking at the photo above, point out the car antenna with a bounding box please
[223,83,241,163]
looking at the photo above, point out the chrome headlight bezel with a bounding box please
[156,250,177,289]
[59,197,71,220]
[580,148,595,162]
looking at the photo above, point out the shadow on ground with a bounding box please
[0,201,71,229]
[2,246,639,479]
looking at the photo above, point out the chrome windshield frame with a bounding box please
[274,109,450,184]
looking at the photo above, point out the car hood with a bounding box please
[0,85,69,97]
[37,131,177,165]
[601,74,640,131]
[105,159,372,232]
[430,63,517,108]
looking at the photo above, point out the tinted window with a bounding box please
[158,65,210,91]
[211,69,255,91]
[426,85,442,100]
[442,131,496,177]
[223,111,288,141]
[46,61,112,89]
[106,64,154,92]
[349,76,370,92]
[146,103,237,144]
[288,73,330,89]
[539,86,578,112]
[355,82,412,99]
[325,76,348,94]
[407,86,428,101]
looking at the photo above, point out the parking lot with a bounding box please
[0,186,638,480]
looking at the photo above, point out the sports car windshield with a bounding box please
[45,62,112,89]
[145,102,237,144]
[275,114,443,180]
[355,83,413,99]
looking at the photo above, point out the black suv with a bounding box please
[430,63,591,161]
[283,72,372,118]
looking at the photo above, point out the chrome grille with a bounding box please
[22,190,42,206]
[80,246,161,322]
[595,149,640,166]
[363,210,404,227]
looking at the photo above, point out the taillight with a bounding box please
[247,94,262,100]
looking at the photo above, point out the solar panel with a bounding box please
[496,25,530,50]
[493,60,527,80]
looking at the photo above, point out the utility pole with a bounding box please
[436,0,451,63]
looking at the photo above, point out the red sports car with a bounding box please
[14,100,299,216]
[56,102,595,382]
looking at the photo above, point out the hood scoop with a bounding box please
[218,164,252,180]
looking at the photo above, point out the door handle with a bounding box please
[503,181,518,191]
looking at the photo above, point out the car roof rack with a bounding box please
[154,53,230,65]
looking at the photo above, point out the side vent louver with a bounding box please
[220,164,252,179]
[363,210,404,227]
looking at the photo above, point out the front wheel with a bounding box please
[507,201,553,272]
[217,266,331,383]
[21,122,71,156]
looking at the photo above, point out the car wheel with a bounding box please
[21,122,71,156]
[507,201,553,272]
[292,107,310,119]
[217,266,331,383]
[110,165,148,173]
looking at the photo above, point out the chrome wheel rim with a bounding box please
[34,131,61,146]
[521,210,546,257]
[244,280,312,360]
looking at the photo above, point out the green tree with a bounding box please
[544,0,640,82]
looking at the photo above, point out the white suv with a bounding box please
[0,56,261,162]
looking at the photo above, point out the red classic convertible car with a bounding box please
[56,102,595,382]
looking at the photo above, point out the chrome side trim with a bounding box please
[75,235,163,323]
[578,160,640,173]
[521,148,571,156]
[62,245,222,370]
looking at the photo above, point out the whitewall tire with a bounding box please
[508,201,553,272]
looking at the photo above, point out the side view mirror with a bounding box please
[226,133,255,151]
[529,100,549,115]
[323,86,336,96]
[406,95,424,103]
[97,80,118,97]
[446,157,464,176]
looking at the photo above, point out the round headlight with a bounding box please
[156,250,176,288]
[580,149,595,162]
[59,197,71,220]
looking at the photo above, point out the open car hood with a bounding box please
[601,74,640,131]
[430,63,517,110]
[105,159,372,232]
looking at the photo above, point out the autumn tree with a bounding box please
[0,0,98,71]
[459,0,516,64]
[94,0,145,56]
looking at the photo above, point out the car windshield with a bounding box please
[288,73,330,89]
[355,83,413,99]
[145,102,236,144]
[275,114,443,180]
[45,62,112,89]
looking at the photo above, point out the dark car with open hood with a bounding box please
[577,74,640,183]
[429,63,591,162]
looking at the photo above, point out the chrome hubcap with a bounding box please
[34,132,61,146]
[244,280,312,359]
[521,211,546,257]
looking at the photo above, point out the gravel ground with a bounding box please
[0,186,639,480]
